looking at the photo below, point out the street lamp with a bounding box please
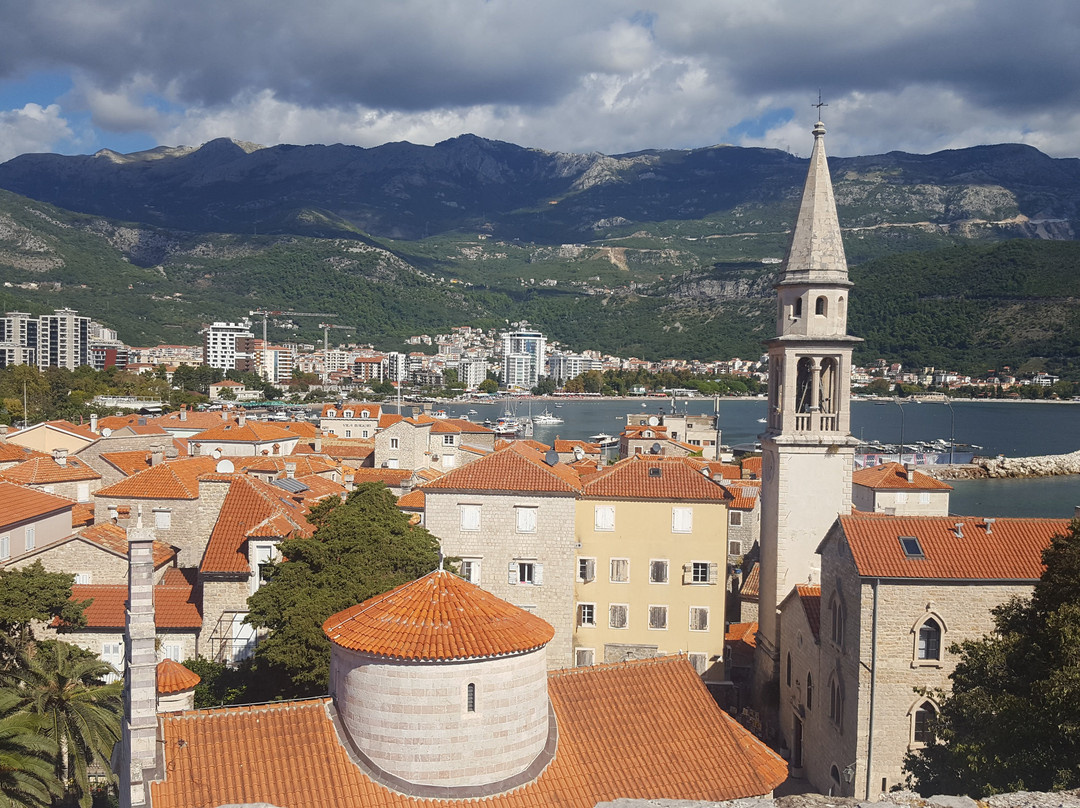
[942,399,956,466]
[873,398,905,463]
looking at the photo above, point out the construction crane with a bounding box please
[248,310,337,343]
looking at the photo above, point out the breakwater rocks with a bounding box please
[927,450,1080,480]
[598,788,1080,808]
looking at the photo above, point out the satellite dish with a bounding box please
[650,442,662,455]
[572,445,585,461]
[212,448,223,460]
[101,427,113,437]
[215,459,235,473]
[648,416,659,426]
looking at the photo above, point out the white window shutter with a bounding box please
[508,562,517,585]
[708,562,720,585]
[584,558,595,582]
[683,563,693,585]
[533,563,544,586]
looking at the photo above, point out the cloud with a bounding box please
[0,103,73,161]
[1,0,1080,158]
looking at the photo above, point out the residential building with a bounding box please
[851,462,952,515]
[186,416,301,458]
[319,402,383,440]
[1,449,102,503]
[549,351,603,383]
[201,320,257,373]
[501,328,546,389]
[0,482,76,564]
[37,308,91,369]
[0,311,38,367]
[373,415,494,472]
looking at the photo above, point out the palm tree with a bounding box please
[5,641,122,808]
[0,690,62,808]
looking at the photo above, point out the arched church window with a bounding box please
[806,672,813,710]
[795,358,814,413]
[816,296,827,316]
[467,682,476,712]
[793,297,803,317]
[918,618,942,661]
[913,701,936,744]
[820,358,838,415]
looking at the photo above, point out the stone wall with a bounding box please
[929,448,1080,479]
[596,789,1080,808]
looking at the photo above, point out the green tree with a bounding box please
[5,642,122,808]
[0,563,86,662]
[246,483,441,697]
[478,378,498,395]
[0,690,62,808]
[903,519,1080,796]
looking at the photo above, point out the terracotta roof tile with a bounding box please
[554,439,600,455]
[724,622,758,668]
[347,468,412,487]
[740,562,759,599]
[0,481,73,527]
[396,490,425,509]
[157,658,201,695]
[796,585,821,641]
[581,455,727,501]
[324,570,555,660]
[852,462,953,491]
[189,421,298,443]
[273,420,320,437]
[421,442,581,493]
[724,483,760,510]
[99,450,155,476]
[725,621,758,647]
[0,443,48,464]
[838,514,1070,580]
[152,411,240,431]
[322,402,381,418]
[78,522,176,567]
[150,656,786,808]
[114,423,171,436]
[1,456,101,484]
[234,456,338,477]
[96,456,220,499]
[70,571,201,629]
[741,456,763,477]
[686,460,742,480]
[71,503,94,528]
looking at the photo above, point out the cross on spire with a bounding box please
[813,91,828,120]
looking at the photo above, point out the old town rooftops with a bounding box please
[421,441,581,493]
[852,462,953,491]
[581,455,728,501]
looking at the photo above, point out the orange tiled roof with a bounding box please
[324,570,555,660]
[150,655,787,808]
[157,658,201,695]
[554,439,599,455]
[687,460,741,480]
[837,514,1070,580]
[725,621,758,648]
[152,410,240,431]
[796,584,821,641]
[113,422,171,436]
[200,475,313,574]
[72,502,94,528]
[740,456,763,478]
[1,455,101,484]
[852,461,953,491]
[189,421,299,444]
[347,468,412,487]
[69,573,201,629]
[99,450,156,477]
[740,562,759,600]
[378,413,403,429]
[273,420,320,437]
[0,481,73,527]
[0,443,47,464]
[96,456,220,500]
[396,489,425,509]
[322,402,381,418]
[420,442,580,493]
[78,521,176,568]
[581,455,727,501]
[96,415,143,431]
[724,482,760,510]
[234,456,338,477]
[156,568,203,628]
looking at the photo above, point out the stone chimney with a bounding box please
[400,475,413,495]
[119,511,159,808]
[0,424,7,442]
[90,413,99,434]
[344,472,355,492]
[905,462,915,483]
[53,447,68,467]
[179,406,188,422]
[285,461,296,479]
[221,409,229,421]
[150,445,164,466]
[238,412,246,428]
[314,437,322,453]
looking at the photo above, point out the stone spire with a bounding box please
[781,120,849,286]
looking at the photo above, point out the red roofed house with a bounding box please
[0,481,76,565]
[4,419,99,453]
[374,415,495,472]
[187,413,300,457]
[133,569,787,808]
[623,410,723,459]
[0,448,102,502]
[421,442,582,668]
[851,461,953,516]
[779,513,1071,798]
[319,401,382,439]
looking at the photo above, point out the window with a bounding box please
[685,561,717,585]
[360,410,370,418]
[671,507,693,533]
[793,297,803,317]
[648,605,668,630]
[342,410,352,418]
[76,482,90,502]
[102,642,124,683]
[459,558,481,584]
[918,618,942,661]
[689,606,709,632]
[252,543,275,592]
[688,652,708,675]
[390,437,399,449]
[806,672,814,710]
[786,653,792,686]
[0,534,9,560]
[466,683,476,713]
[163,643,183,662]
[577,603,596,627]
[913,702,937,744]
[919,492,931,505]
[829,678,843,728]
[516,506,537,533]
[459,504,481,531]
[816,295,827,316]
[577,557,596,583]
[896,492,909,504]
[74,572,91,585]
[649,559,668,584]
[594,505,615,532]
[729,511,743,527]
[362,430,369,439]
[900,536,925,559]
[575,648,595,667]
[609,604,628,629]
[509,561,542,585]
[443,434,455,446]
[154,509,172,530]
[609,558,629,583]
[830,594,845,647]
[25,527,35,551]
[345,430,352,438]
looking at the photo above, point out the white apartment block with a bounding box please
[549,352,603,383]
[201,321,256,373]
[38,309,91,370]
[501,329,545,390]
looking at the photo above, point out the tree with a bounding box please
[0,563,86,663]
[478,378,498,395]
[5,642,122,808]
[0,690,62,808]
[903,519,1080,796]
[246,483,441,698]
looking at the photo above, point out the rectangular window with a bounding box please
[76,482,90,503]
[252,544,275,591]
[577,557,596,583]
[459,504,481,531]
[577,603,596,627]
[74,572,91,585]
[25,527,35,551]
[0,534,9,560]
[919,492,931,505]
[345,430,352,438]
[729,511,743,527]
[516,506,537,533]
[154,509,172,530]
[609,558,629,583]
[689,606,710,632]
[594,505,615,532]
[649,559,669,584]
[390,437,400,449]
[648,605,668,630]
[459,558,481,584]
[729,541,742,556]
[672,507,693,533]
[688,561,711,584]
[609,604,628,629]
[164,644,183,662]
[508,561,542,585]
[443,435,455,446]
[575,648,595,667]
[688,652,708,675]
[362,430,369,439]
[896,492,909,504]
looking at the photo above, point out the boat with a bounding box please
[468,409,478,415]
[432,410,449,419]
[756,418,767,424]
[588,432,619,448]
[532,409,564,425]
[492,417,521,437]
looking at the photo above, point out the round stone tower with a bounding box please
[323,570,556,794]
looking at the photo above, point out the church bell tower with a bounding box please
[754,117,860,710]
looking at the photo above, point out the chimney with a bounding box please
[179,407,187,422]
[953,522,964,539]
[165,445,179,460]
[285,461,296,479]
[344,472,355,492]
[119,510,159,808]
[0,424,7,442]
[238,412,246,428]
[90,413,99,434]
[314,437,323,453]
[53,447,68,467]
[400,475,413,495]
[905,462,915,483]
[220,409,228,421]
[108,504,119,523]
[150,445,164,466]
[983,517,995,535]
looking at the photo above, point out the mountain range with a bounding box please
[0,135,1079,374]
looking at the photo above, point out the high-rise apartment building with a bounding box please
[0,312,38,368]
[37,309,91,370]
[501,329,546,390]
[201,321,257,373]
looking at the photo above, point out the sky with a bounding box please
[1,0,1079,164]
